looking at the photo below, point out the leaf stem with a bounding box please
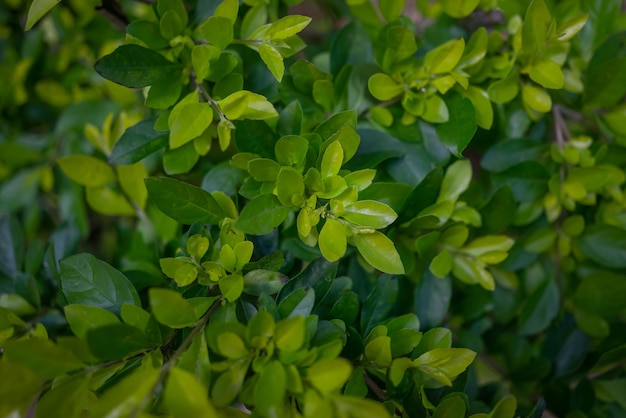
[191,73,228,122]
[363,371,387,401]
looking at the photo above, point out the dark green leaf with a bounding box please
[146,177,226,225]
[60,254,140,315]
[94,44,182,88]
[361,275,398,335]
[235,194,290,235]
[87,323,154,360]
[435,93,477,157]
[109,118,168,165]
[577,225,626,269]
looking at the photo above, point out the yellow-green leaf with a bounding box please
[58,155,116,187]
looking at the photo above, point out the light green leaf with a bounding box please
[214,0,239,23]
[487,395,517,418]
[169,103,213,149]
[218,90,278,120]
[58,155,115,187]
[522,83,552,113]
[219,273,244,302]
[364,336,392,366]
[422,94,449,123]
[488,73,520,104]
[274,316,306,352]
[276,167,305,207]
[306,358,353,392]
[91,367,160,418]
[254,361,287,414]
[413,348,476,386]
[462,236,514,257]
[529,58,564,89]
[441,0,479,18]
[259,44,285,81]
[321,140,344,178]
[275,135,308,168]
[86,186,135,216]
[437,159,472,203]
[424,39,465,74]
[199,16,234,49]
[25,0,61,30]
[165,367,218,417]
[343,200,397,229]
[3,339,84,381]
[430,249,453,278]
[149,288,197,328]
[268,15,312,40]
[319,218,347,262]
[368,73,404,101]
[235,194,290,235]
[379,0,406,21]
[555,14,588,42]
[64,304,120,339]
[353,231,405,274]
[117,163,148,209]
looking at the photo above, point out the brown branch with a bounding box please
[363,371,387,401]
[97,0,129,31]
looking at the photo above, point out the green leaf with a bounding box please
[368,73,404,101]
[259,44,285,82]
[145,177,226,225]
[433,395,468,418]
[365,336,392,366]
[165,367,218,417]
[306,358,352,392]
[109,118,168,165]
[321,140,344,178]
[518,279,560,335]
[199,16,234,49]
[555,13,588,42]
[435,93,477,157]
[85,186,135,216]
[430,249,453,278]
[354,232,405,275]
[91,367,160,418]
[86,323,154,360]
[25,0,61,30]
[343,200,397,229]
[487,395,517,418]
[254,361,287,414]
[274,316,306,352]
[60,254,140,315]
[219,273,244,302]
[529,58,564,89]
[276,167,305,207]
[278,287,315,318]
[574,272,626,317]
[268,15,312,40]
[481,139,547,173]
[211,359,250,407]
[522,84,552,113]
[35,374,91,418]
[361,275,398,335]
[3,339,84,381]
[577,225,626,269]
[463,236,514,257]
[334,396,392,418]
[437,159,472,203]
[243,269,285,296]
[488,73,519,104]
[169,103,213,149]
[94,44,181,88]
[275,135,308,168]
[441,0,479,18]
[149,288,197,328]
[214,0,239,22]
[379,0,406,21]
[218,91,278,120]
[235,194,290,235]
[422,94,449,123]
[64,304,120,339]
[424,39,465,74]
[58,155,115,187]
[319,218,347,262]
[413,348,476,386]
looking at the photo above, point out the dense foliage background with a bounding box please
[1,0,626,417]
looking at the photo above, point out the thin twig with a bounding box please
[363,371,387,401]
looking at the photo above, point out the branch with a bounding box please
[363,371,387,401]
[97,0,129,32]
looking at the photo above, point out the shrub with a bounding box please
[1,0,626,416]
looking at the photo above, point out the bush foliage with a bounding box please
[1,0,626,417]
